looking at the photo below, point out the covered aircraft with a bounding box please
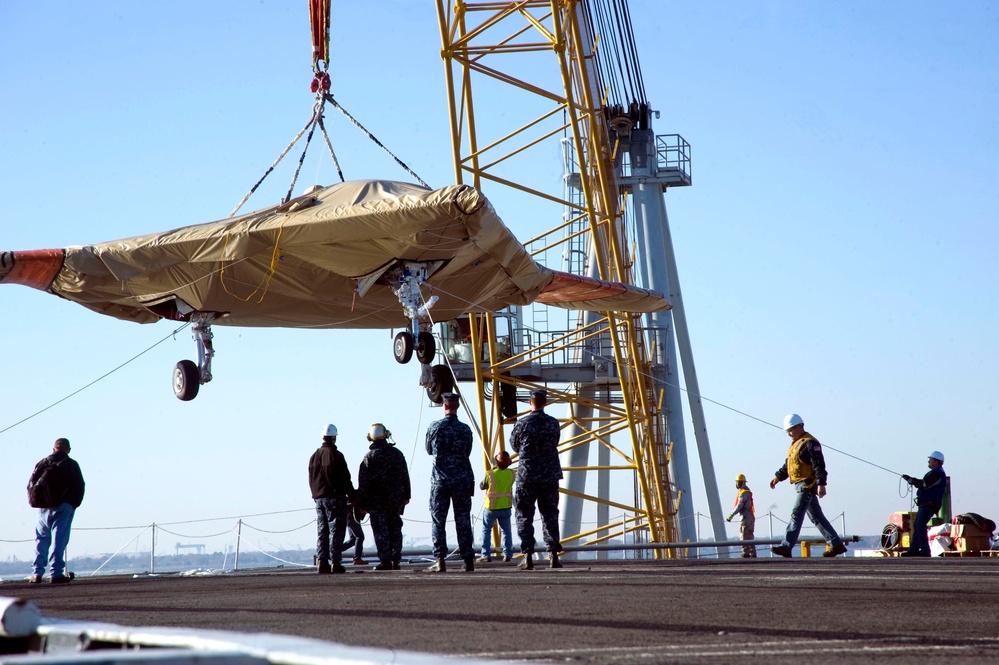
[1,180,669,400]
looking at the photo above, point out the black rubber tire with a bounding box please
[415,331,436,364]
[426,364,455,404]
[393,331,414,364]
[173,359,200,401]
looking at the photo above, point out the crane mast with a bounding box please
[435,0,724,555]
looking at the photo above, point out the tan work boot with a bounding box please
[518,552,534,570]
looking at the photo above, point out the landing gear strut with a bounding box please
[388,262,451,402]
[173,312,215,401]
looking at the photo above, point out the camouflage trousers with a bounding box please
[315,497,347,565]
[429,482,474,559]
[515,480,561,554]
[740,514,757,558]
[368,508,404,563]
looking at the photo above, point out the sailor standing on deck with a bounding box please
[769,413,848,558]
[356,423,411,570]
[727,474,757,558]
[425,392,476,572]
[309,424,356,574]
[511,388,564,570]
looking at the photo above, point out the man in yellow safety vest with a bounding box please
[769,413,848,558]
[727,473,756,558]
[477,450,516,562]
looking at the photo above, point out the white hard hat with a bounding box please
[783,413,804,431]
[928,450,944,463]
[323,424,338,438]
[367,423,390,441]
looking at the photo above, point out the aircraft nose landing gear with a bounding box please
[173,312,215,401]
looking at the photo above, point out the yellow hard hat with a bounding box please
[735,473,747,482]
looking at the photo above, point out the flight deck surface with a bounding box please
[4,556,998,664]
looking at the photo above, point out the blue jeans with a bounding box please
[781,482,842,548]
[33,503,76,578]
[479,507,513,558]
[908,503,939,554]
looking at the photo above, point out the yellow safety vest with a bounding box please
[733,487,755,516]
[485,468,515,510]
[787,434,817,487]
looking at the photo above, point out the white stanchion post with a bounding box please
[235,519,243,571]
[769,512,774,557]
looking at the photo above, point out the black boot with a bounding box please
[549,552,563,569]
[317,559,332,575]
[392,558,401,570]
[518,552,534,570]
[463,555,475,572]
[428,558,446,572]
[374,559,393,571]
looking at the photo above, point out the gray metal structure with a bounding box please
[558,116,728,551]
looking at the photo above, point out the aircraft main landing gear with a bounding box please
[173,312,215,401]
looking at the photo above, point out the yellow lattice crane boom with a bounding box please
[433,0,712,557]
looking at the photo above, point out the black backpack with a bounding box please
[27,460,62,509]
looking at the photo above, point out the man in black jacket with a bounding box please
[309,424,356,574]
[29,438,85,584]
[901,451,947,557]
[356,423,411,570]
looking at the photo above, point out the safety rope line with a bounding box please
[233,532,312,568]
[412,268,908,481]
[240,519,315,535]
[88,526,151,577]
[73,508,314,532]
[0,322,191,438]
[583,348,906,478]
[156,526,232,539]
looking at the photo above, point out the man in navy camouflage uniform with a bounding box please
[511,388,564,570]
[356,423,411,570]
[309,424,356,574]
[425,392,476,572]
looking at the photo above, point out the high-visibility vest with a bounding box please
[733,487,755,516]
[787,435,817,487]
[485,468,515,510]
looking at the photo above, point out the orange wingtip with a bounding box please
[535,271,628,303]
[0,249,65,290]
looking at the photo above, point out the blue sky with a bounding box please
[1,1,997,563]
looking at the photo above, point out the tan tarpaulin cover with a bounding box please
[2,180,668,328]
